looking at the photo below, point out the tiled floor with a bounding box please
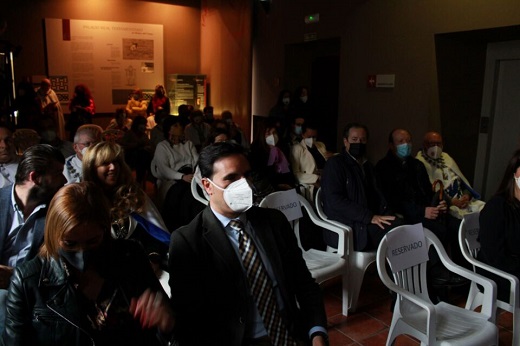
[321,266,514,345]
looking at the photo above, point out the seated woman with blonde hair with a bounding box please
[3,182,174,345]
[82,141,170,271]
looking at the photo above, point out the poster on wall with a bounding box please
[167,74,207,114]
[44,18,164,114]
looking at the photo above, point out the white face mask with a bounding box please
[81,146,88,158]
[304,137,314,148]
[514,174,520,190]
[282,97,290,106]
[265,134,278,146]
[300,95,308,103]
[426,145,442,160]
[207,177,253,213]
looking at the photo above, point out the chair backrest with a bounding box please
[459,212,481,260]
[315,188,355,255]
[378,224,432,302]
[260,190,346,257]
[13,128,40,155]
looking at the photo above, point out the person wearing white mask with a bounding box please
[293,86,314,120]
[290,122,330,201]
[248,119,295,198]
[416,131,484,219]
[62,124,103,184]
[169,141,329,346]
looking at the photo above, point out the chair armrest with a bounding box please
[431,238,497,320]
[298,196,347,258]
[463,255,519,308]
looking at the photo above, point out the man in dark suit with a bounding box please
[168,142,328,346]
[0,144,66,333]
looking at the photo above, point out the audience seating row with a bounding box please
[190,179,519,344]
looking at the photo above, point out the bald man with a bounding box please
[416,131,484,219]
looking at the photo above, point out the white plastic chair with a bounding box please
[378,224,498,346]
[459,213,520,345]
[314,188,376,313]
[259,191,350,316]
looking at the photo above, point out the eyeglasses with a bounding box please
[77,142,93,147]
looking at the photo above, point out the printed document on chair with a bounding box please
[386,223,428,272]
[263,189,303,221]
[463,212,480,250]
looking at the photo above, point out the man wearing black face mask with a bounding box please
[321,123,399,250]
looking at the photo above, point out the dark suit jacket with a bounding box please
[0,185,47,265]
[168,206,326,346]
[321,151,388,250]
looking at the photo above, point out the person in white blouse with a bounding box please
[0,124,18,188]
[151,116,199,207]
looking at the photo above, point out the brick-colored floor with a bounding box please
[322,266,514,345]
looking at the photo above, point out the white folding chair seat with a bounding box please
[314,188,376,313]
[459,213,520,345]
[377,224,498,346]
[259,190,349,316]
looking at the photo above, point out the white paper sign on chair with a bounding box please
[386,223,429,272]
[263,189,303,221]
[462,212,480,250]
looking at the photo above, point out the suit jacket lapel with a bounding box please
[201,207,244,277]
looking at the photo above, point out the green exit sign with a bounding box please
[304,13,320,24]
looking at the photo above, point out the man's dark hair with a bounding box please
[198,141,246,179]
[343,123,369,140]
[15,144,65,184]
[162,115,182,139]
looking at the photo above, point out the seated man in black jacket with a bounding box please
[321,123,399,251]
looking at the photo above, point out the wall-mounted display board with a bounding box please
[167,74,207,114]
[45,18,164,113]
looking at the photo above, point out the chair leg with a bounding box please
[342,273,349,316]
[348,260,371,312]
[513,307,520,346]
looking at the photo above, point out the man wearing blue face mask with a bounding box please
[375,129,466,287]
[321,123,399,251]
[168,141,328,346]
[376,128,449,226]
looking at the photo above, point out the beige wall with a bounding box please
[200,0,252,138]
[252,0,520,163]
[3,0,253,136]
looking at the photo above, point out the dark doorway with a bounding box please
[435,25,520,186]
[284,38,340,151]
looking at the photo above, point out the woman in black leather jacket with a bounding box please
[2,182,174,346]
